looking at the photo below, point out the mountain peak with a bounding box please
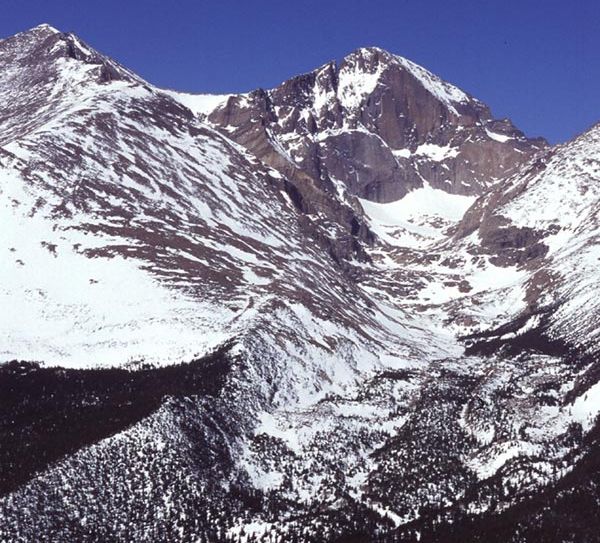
[207,44,545,203]
[28,23,60,34]
[345,45,392,59]
[340,45,396,72]
[340,46,472,114]
[8,23,61,43]
[0,23,144,88]
[0,24,147,146]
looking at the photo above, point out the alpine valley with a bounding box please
[1,24,600,543]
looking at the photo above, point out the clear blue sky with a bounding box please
[2,0,598,143]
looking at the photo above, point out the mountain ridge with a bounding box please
[204,43,547,203]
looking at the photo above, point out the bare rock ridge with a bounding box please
[453,122,600,360]
[201,46,546,249]
[2,24,600,543]
[207,46,547,203]
[0,24,143,147]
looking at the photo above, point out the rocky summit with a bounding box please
[1,24,599,543]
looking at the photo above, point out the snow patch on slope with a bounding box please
[164,90,231,117]
[360,185,475,247]
[338,58,384,111]
[391,144,460,162]
[415,143,460,161]
[0,171,238,367]
[485,128,513,143]
[571,380,600,431]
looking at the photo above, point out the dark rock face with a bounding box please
[204,47,546,251]
[208,47,547,205]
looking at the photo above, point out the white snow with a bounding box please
[163,90,231,117]
[390,144,460,163]
[312,65,337,113]
[68,34,94,59]
[571,380,600,431]
[485,128,513,143]
[359,184,475,247]
[392,148,411,159]
[227,521,274,543]
[415,142,459,162]
[470,441,541,480]
[0,173,238,367]
[338,56,384,111]
[361,185,474,224]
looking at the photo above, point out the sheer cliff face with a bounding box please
[208,47,547,203]
[2,24,600,543]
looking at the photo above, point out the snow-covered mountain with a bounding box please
[205,46,546,199]
[1,24,599,543]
